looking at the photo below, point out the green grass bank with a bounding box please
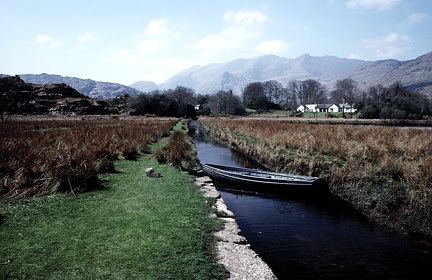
[1,131,227,279]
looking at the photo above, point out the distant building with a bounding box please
[338,103,356,113]
[296,103,356,113]
[296,104,317,113]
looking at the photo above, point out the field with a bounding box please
[200,117,432,236]
[0,116,177,198]
[0,116,227,279]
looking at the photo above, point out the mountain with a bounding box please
[146,52,431,96]
[18,73,142,100]
[156,54,373,95]
[129,81,158,92]
[348,52,432,94]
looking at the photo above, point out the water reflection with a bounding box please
[219,190,432,279]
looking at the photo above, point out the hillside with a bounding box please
[0,76,127,115]
[18,73,141,100]
[348,52,432,94]
[156,54,372,95]
[130,52,432,97]
[129,81,158,93]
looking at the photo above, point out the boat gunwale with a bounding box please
[201,162,321,186]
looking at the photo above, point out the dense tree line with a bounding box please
[128,78,431,120]
[356,82,431,119]
[130,86,197,117]
[130,87,246,117]
[240,78,432,120]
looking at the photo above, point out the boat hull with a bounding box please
[201,163,327,193]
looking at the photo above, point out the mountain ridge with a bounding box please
[156,53,374,95]
[3,52,431,99]
[18,73,142,100]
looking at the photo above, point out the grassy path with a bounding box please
[1,154,227,279]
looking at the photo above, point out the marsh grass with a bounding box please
[0,118,177,198]
[200,117,432,233]
[155,130,199,171]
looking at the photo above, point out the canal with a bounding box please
[189,120,432,279]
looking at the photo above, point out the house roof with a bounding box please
[316,104,334,109]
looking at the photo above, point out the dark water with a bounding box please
[189,121,432,279]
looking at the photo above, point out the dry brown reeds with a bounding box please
[200,117,432,226]
[155,130,199,170]
[0,117,177,198]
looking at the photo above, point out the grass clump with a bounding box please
[155,131,199,171]
[0,155,227,279]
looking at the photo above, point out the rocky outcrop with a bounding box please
[0,76,127,115]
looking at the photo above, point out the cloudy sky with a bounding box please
[1,0,431,85]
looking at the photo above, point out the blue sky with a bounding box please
[1,0,431,85]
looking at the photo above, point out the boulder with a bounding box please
[145,167,161,178]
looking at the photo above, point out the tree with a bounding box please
[302,79,327,104]
[242,82,268,110]
[195,94,211,115]
[130,91,177,116]
[356,82,431,120]
[263,80,286,108]
[331,78,359,105]
[286,80,303,109]
[208,90,246,115]
[287,79,327,110]
[166,86,196,117]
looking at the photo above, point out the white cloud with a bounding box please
[191,25,260,51]
[35,35,53,43]
[361,32,410,59]
[375,46,406,58]
[78,32,98,42]
[144,19,179,40]
[362,32,409,48]
[346,0,401,11]
[407,13,429,23]
[255,40,289,55]
[146,19,168,36]
[35,34,62,48]
[136,19,177,54]
[189,9,267,53]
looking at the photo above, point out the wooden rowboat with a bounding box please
[201,162,326,191]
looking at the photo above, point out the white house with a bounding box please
[317,104,339,113]
[297,103,356,113]
[338,104,357,113]
[296,104,317,112]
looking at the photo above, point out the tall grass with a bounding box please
[155,130,199,171]
[0,150,227,279]
[200,117,432,234]
[0,117,177,198]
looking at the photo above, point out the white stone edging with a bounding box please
[195,176,278,280]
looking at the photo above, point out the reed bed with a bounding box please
[0,117,177,198]
[200,117,432,233]
[155,130,199,171]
